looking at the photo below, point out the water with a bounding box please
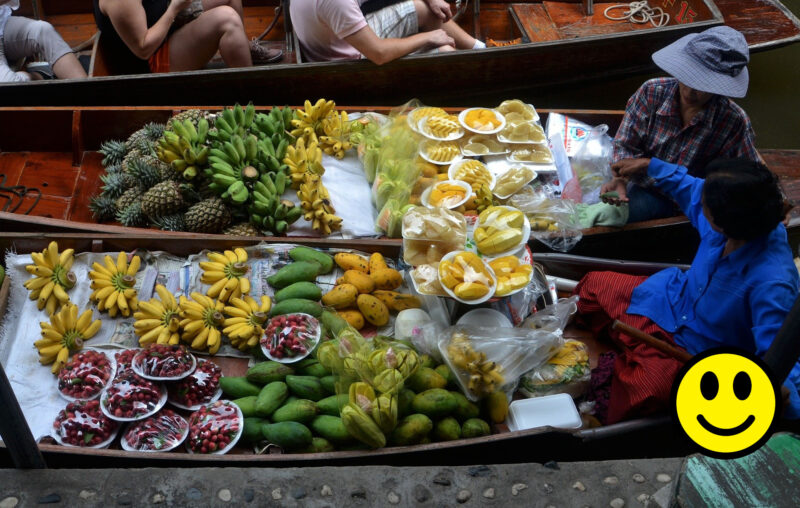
[526,0,800,149]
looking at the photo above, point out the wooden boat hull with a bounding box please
[0,233,694,467]
[2,0,799,106]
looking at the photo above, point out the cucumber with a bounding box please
[288,246,334,274]
[267,261,321,289]
[269,298,323,318]
[274,281,322,303]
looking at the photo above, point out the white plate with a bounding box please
[438,251,497,305]
[52,422,120,449]
[186,401,244,455]
[461,135,509,157]
[407,107,448,133]
[167,358,224,410]
[101,383,168,422]
[132,348,197,382]
[456,308,513,328]
[120,411,190,452]
[486,255,534,298]
[507,146,554,165]
[497,125,548,145]
[420,180,473,210]
[261,313,321,364]
[418,139,462,166]
[497,101,540,123]
[57,348,118,403]
[492,167,538,200]
[417,117,464,142]
[448,160,496,191]
[474,206,531,259]
[458,108,506,135]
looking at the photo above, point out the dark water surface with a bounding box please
[523,0,800,149]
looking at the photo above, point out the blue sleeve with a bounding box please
[749,280,800,419]
[646,158,711,235]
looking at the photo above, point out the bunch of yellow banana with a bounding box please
[179,292,224,354]
[222,295,271,351]
[447,332,504,397]
[199,248,250,303]
[36,303,101,373]
[284,136,324,189]
[133,284,181,346]
[24,241,76,315]
[290,98,336,143]
[319,111,353,160]
[474,183,494,213]
[297,172,342,235]
[88,251,141,318]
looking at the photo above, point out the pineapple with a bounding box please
[140,154,177,182]
[99,140,127,167]
[121,148,142,174]
[127,158,165,190]
[184,197,231,233]
[141,181,186,218]
[89,194,117,222]
[115,187,143,213]
[167,109,208,130]
[116,202,147,228]
[152,213,186,232]
[100,172,134,199]
[223,222,261,237]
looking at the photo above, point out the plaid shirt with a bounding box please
[612,78,760,178]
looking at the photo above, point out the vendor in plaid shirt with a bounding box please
[602,27,761,223]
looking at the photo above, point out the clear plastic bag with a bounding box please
[518,339,591,399]
[570,124,613,205]
[509,187,583,252]
[438,326,563,401]
[521,296,579,332]
[402,206,467,266]
[121,409,190,452]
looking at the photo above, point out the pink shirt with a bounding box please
[290,0,368,61]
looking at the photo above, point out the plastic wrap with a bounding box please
[186,400,243,454]
[438,326,563,401]
[121,409,190,452]
[519,340,591,399]
[521,296,579,333]
[167,359,223,410]
[132,344,196,381]
[52,400,119,448]
[261,313,321,362]
[57,349,116,401]
[114,349,139,370]
[509,187,583,252]
[101,369,166,421]
[571,124,613,205]
[402,206,467,266]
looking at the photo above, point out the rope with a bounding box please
[604,1,669,27]
[0,174,42,214]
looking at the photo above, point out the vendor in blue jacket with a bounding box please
[576,156,799,424]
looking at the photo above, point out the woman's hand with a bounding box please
[600,178,629,206]
[612,157,651,179]
[426,0,453,21]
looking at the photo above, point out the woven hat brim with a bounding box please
[652,34,749,98]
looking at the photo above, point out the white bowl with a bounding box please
[419,139,462,166]
[261,313,322,364]
[186,401,244,455]
[458,108,506,135]
[120,411,190,452]
[132,347,197,382]
[407,107,448,133]
[487,254,534,298]
[52,421,120,449]
[506,394,582,431]
[57,348,118,403]
[418,116,464,142]
[421,180,473,210]
[101,383,168,423]
[438,251,497,305]
[448,159,496,191]
[456,308,513,328]
[474,205,531,259]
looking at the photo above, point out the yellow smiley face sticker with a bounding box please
[673,348,778,458]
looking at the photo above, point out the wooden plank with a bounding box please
[0,153,28,187]
[45,13,98,48]
[676,433,800,507]
[511,4,561,42]
[66,151,104,224]
[544,1,664,37]
[17,153,79,198]
[714,0,800,49]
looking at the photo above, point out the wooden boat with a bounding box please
[1,105,798,264]
[2,0,799,106]
[0,232,699,467]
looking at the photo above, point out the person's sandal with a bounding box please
[249,40,283,65]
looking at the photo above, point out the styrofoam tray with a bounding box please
[506,393,582,431]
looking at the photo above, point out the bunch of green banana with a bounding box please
[253,106,293,143]
[319,111,353,160]
[157,117,210,180]
[208,103,256,143]
[249,172,302,234]
[284,137,324,189]
[290,98,336,144]
[297,172,342,235]
[207,133,260,205]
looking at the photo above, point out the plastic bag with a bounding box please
[518,339,591,399]
[509,187,583,252]
[571,124,613,205]
[521,296,579,333]
[122,409,189,452]
[402,206,467,266]
[438,325,563,401]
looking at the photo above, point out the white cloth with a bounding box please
[0,1,20,38]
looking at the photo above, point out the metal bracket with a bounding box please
[583,0,594,16]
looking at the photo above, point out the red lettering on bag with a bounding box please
[675,1,697,23]
[662,0,676,7]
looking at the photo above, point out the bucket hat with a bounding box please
[652,26,749,98]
